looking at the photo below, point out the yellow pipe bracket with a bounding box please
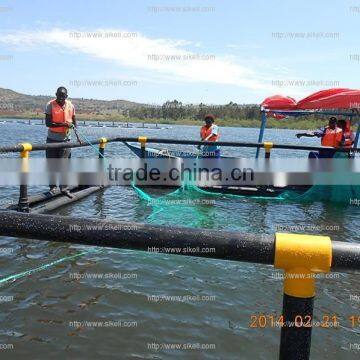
[274,233,332,298]
[263,141,273,153]
[99,137,108,149]
[138,136,147,147]
[20,143,32,158]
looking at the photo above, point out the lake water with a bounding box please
[0,120,359,359]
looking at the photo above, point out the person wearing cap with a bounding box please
[296,117,343,158]
[199,114,220,158]
[45,87,77,197]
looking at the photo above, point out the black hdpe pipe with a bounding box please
[0,211,359,271]
[0,138,358,153]
[31,186,103,213]
[0,210,275,264]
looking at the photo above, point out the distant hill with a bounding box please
[0,87,144,115]
[0,87,326,129]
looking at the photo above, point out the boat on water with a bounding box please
[124,88,360,201]
[123,142,311,197]
[124,141,224,158]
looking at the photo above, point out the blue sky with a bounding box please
[0,0,359,104]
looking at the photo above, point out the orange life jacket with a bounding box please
[342,120,354,148]
[321,126,342,147]
[200,125,219,142]
[342,131,353,148]
[49,99,74,133]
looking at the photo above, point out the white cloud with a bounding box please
[0,28,275,91]
[1,28,329,99]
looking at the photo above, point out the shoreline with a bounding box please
[0,113,327,130]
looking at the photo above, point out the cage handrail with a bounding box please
[0,137,359,154]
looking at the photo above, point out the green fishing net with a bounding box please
[133,149,360,229]
[2,140,359,284]
[133,181,360,229]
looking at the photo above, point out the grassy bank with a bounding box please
[0,112,329,130]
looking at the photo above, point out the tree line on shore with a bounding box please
[127,100,259,121]
[125,100,324,129]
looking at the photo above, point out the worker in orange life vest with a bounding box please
[45,87,77,197]
[296,117,343,158]
[337,119,354,148]
[199,114,220,158]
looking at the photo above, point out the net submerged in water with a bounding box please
[134,150,360,226]
[133,183,360,229]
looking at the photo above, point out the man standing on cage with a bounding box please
[198,114,220,158]
[296,116,343,158]
[45,86,77,198]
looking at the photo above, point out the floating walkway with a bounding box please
[7,185,103,213]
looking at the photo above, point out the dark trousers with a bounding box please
[46,138,71,190]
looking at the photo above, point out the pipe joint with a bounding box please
[99,137,107,149]
[138,136,147,147]
[274,233,332,298]
[263,142,273,153]
[19,143,32,158]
